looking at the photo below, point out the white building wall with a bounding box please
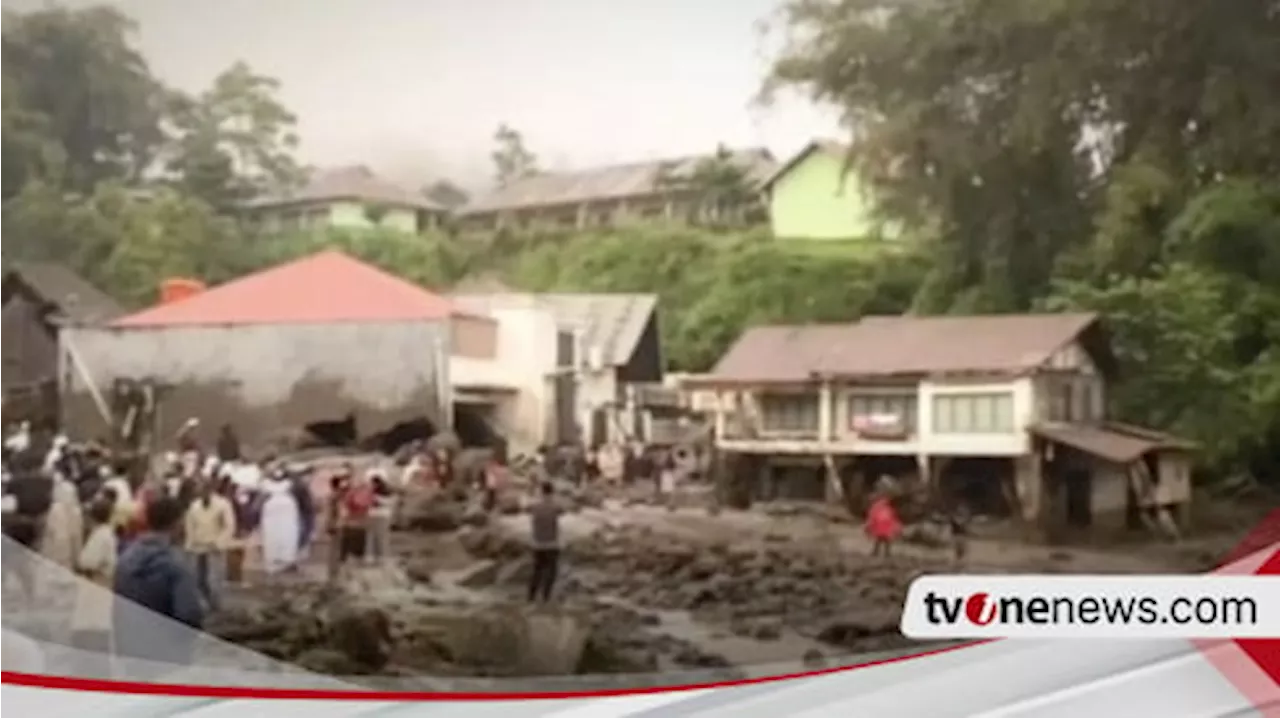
[59,321,449,441]
[918,377,1035,456]
[717,376,1037,457]
[449,305,560,455]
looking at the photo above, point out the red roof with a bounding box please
[113,251,459,327]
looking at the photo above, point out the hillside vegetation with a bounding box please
[3,2,1278,486]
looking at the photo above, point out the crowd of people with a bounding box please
[0,417,510,673]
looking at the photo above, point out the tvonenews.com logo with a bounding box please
[923,590,1257,627]
[900,577,1280,639]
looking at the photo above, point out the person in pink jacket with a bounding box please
[865,493,902,559]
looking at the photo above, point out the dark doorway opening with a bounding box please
[367,416,437,455]
[303,412,357,449]
[452,402,506,451]
[1064,468,1093,528]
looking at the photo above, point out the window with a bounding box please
[848,393,918,433]
[758,393,820,433]
[1051,381,1073,421]
[932,392,1015,434]
[1074,378,1104,421]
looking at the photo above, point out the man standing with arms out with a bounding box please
[184,480,235,611]
[527,482,562,604]
[113,496,205,676]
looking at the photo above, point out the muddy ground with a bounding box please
[204,488,1238,685]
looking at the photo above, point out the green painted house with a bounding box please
[245,165,448,235]
[764,140,892,241]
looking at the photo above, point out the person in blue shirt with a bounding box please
[112,495,205,676]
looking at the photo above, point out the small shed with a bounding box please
[3,263,124,389]
[59,251,465,448]
[1030,421,1195,537]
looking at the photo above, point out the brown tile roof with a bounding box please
[705,312,1102,383]
[2,262,124,325]
[1030,422,1193,464]
[462,148,778,214]
[247,165,444,211]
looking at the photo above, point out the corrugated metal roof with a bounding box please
[1030,422,1191,464]
[462,148,778,214]
[708,312,1101,382]
[709,324,858,383]
[2,262,124,325]
[247,165,444,211]
[451,292,658,368]
[113,251,458,327]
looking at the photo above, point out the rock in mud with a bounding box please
[403,496,464,532]
[461,506,490,528]
[459,527,525,560]
[815,607,901,647]
[294,647,366,675]
[330,606,394,670]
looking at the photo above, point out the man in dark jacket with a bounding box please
[113,496,205,675]
[3,453,53,603]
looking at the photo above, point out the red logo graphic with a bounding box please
[965,592,998,626]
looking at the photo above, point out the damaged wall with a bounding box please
[59,321,449,446]
[3,292,57,389]
[451,304,562,454]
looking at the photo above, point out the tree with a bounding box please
[423,179,470,209]
[161,61,304,211]
[1042,265,1255,474]
[654,144,765,229]
[2,78,66,200]
[1,6,165,191]
[764,0,1280,310]
[491,124,539,187]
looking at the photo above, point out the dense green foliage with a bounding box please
[3,3,1278,485]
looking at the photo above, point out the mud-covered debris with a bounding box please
[461,505,490,528]
[459,526,525,560]
[294,647,365,675]
[330,606,394,670]
[402,495,465,532]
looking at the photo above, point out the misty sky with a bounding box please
[7,0,844,191]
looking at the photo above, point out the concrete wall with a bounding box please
[60,321,449,446]
[449,313,499,359]
[450,304,561,454]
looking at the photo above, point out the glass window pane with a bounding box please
[994,394,1013,431]
[977,395,995,432]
